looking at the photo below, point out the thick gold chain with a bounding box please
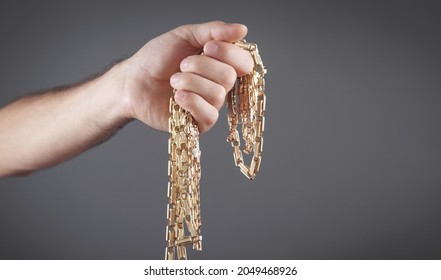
[165,96,202,260]
[227,40,266,179]
[165,40,266,260]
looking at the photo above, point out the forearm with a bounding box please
[0,21,252,177]
[0,61,131,176]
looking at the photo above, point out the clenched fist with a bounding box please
[122,21,254,133]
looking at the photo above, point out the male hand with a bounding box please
[122,21,254,133]
[0,21,253,176]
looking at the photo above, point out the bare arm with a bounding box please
[0,21,253,177]
[0,62,130,176]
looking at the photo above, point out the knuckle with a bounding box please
[212,84,226,107]
[233,48,253,76]
[221,67,237,89]
[245,53,254,73]
[211,20,225,25]
[204,110,219,129]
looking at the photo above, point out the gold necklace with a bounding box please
[165,40,266,260]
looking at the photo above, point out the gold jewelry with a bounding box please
[226,40,266,179]
[165,40,266,260]
[165,96,202,260]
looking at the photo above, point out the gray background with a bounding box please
[0,0,440,259]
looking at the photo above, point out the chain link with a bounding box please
[227,40,267,180]
[165,40,266,259]
[165,95,202,260]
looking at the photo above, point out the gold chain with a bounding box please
[165,96,202,260]
[165,40,266,260]
[227,40,266,179]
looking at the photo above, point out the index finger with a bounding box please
[203,41,254,77]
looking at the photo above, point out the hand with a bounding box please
[0,21,254,176]
[121,21,254,133]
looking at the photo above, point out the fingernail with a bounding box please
[204,41,218,55]
[170,73,181,86]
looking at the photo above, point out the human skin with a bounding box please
[0,21,253,176]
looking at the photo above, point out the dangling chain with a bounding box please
[165,97,202,260]
[226,40,266,180]
[165,40,266,260]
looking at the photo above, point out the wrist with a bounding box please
[78,59,135,135]
[116,55,161,126]
[99,59,134,124]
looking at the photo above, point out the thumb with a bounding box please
[173,21,248,48]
